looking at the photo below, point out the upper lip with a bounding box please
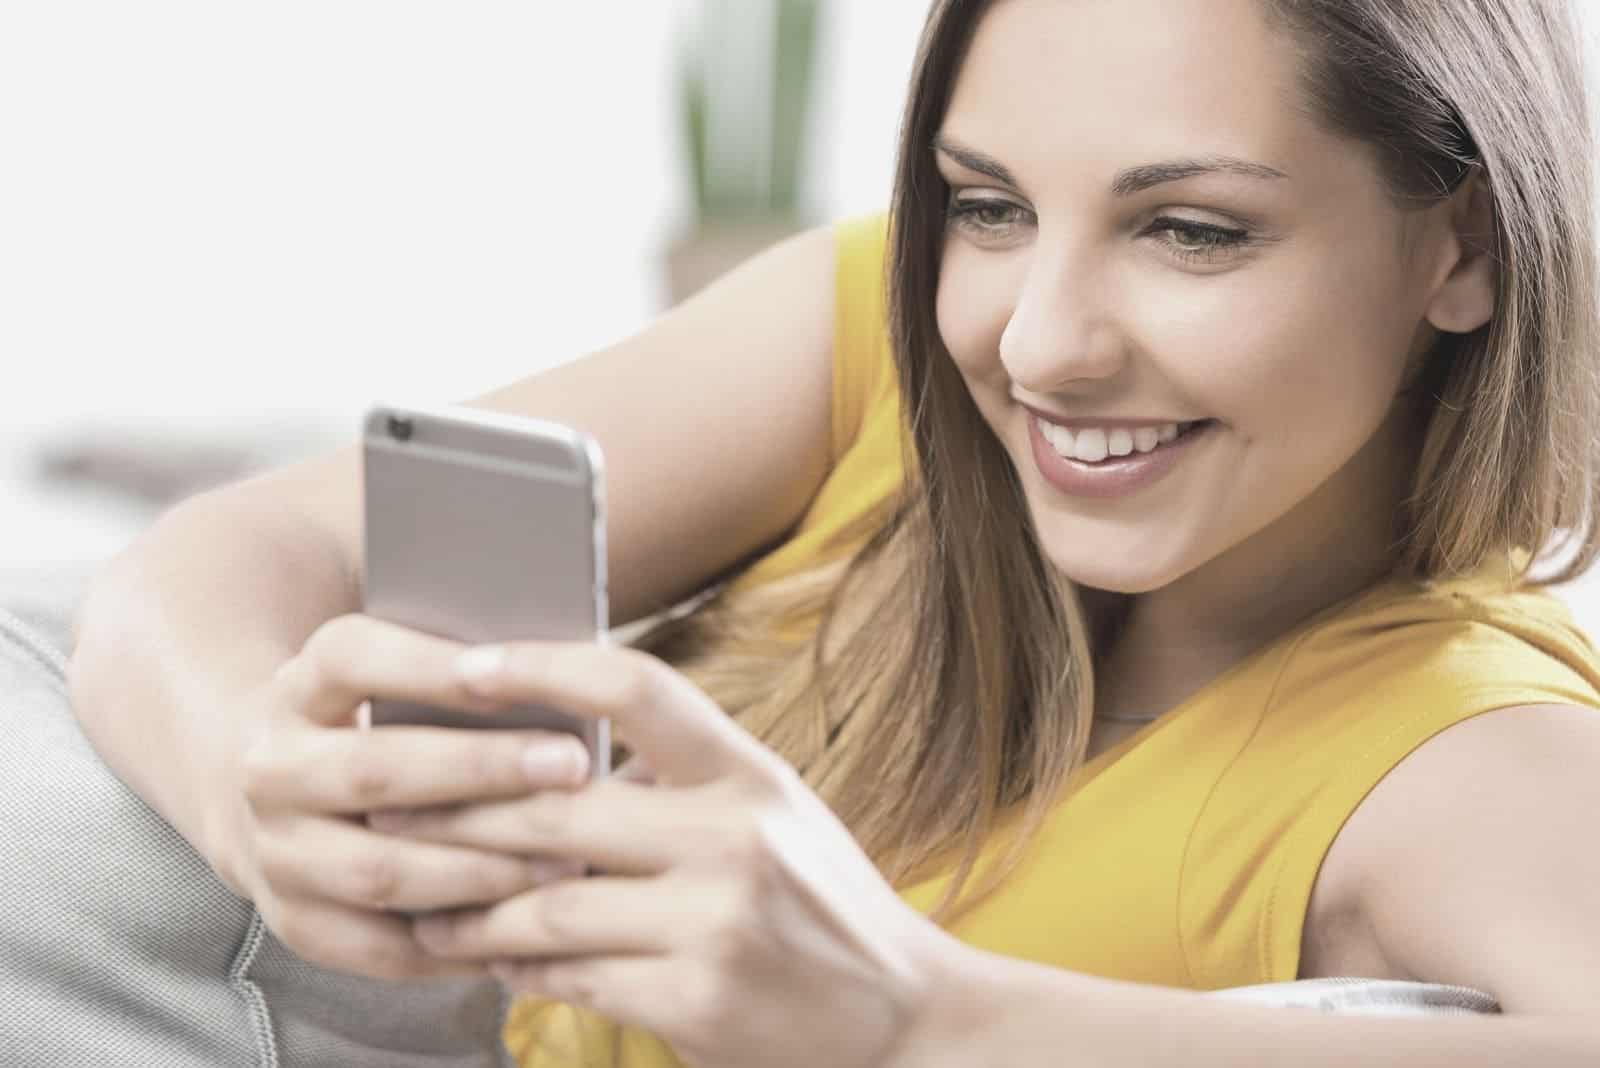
[1018,402,1198,430]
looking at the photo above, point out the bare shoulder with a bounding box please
[1308,703,1600,1013]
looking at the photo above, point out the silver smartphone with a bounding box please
[360,402,610,776]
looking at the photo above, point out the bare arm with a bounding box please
[894,958,1599,1067]
[68,224,839,887]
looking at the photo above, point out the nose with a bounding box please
[998,246,1128,391]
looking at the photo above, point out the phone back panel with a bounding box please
[361,404,609,769]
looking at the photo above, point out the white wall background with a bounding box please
[0,1,932,571]
[0,1,1597,632]
[0,2,928,428]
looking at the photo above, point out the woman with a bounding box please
[68,0,1600,1064]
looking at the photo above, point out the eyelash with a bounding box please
[944,197,1252,264]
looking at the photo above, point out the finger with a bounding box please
[256,814,569,913]
[278,614,500,728]
[455,642,779,787]
[490,956,670,1035]
[244,723,590,814]
[413,875,681,960]
[262,894,484,983]
[365,776,727,874]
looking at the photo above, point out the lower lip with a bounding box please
[1027,414,1211,500]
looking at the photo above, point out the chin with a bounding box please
[1054,563,1176,596]
[1031,525,1194,595]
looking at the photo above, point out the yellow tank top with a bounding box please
[503,214,1600,1066]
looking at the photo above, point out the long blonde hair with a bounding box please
[636,0,1600,922]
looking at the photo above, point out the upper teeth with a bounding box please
[1040,419,1184,463]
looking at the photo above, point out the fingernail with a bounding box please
[521,742,585,786]
[457,646,506,692]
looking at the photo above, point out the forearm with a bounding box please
[900,946,1600,1067]
[68,485,357,887]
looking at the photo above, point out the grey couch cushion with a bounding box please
[0,604,514,1066]
[0,562,94,662]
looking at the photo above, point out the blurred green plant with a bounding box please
[680,0,822,224]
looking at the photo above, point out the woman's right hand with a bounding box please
[218,613,594,982]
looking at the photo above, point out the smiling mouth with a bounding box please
[1034,417,1213,464]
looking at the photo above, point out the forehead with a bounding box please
[945,0,1319,184]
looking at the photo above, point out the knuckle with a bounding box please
[716,872,770,944]
[343,752,398,807]
[714,810,773,868]
[565,973,603,1011]
[299,622,338,673]
[523,790,576,844]
[346,848,404,909]
[702,915,751,975]
[736,860,778,917]
[682,965,735,1032]
[533,885,585,942]
[468,857,532,903]
[269,655,324,717]
[268,653,306,695]
[301,615,362,680]
[705,811,787,906]
[598,649,666,711]
[545,962,601,1009]
[471,739,523,791]
[239,735,279,802]
[251,829,295,892]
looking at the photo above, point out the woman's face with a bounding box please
[935,0,1454,595]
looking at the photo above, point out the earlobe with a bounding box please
[1425,262,1496,334]
[1424,173,1498,335]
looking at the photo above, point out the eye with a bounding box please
[946,194,1036,246]
[1146,217,1251,264]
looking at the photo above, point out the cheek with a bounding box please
[936,246,1024,407]
[934,247,1011,375]
[1157,244,1417,440]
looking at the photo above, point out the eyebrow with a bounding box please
[1111,157,1288,195]
[931,134,1019,187]
[931,134,1289,195]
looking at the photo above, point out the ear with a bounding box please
[1424,170,1497,335]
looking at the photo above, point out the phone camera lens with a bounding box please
[387,415,413,442]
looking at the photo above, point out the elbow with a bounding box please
[66,563,140,733]
[65,499,187,729]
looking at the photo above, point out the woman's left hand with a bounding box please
[374,640,956,1068]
